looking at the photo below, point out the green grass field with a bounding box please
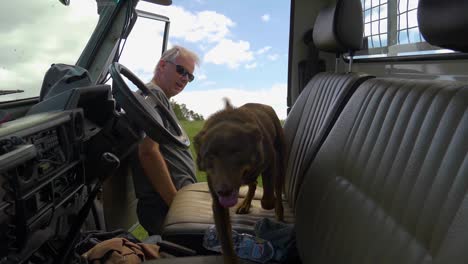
[179,120,207,182]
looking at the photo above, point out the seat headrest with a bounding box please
[312,0,364,54]
[418,0,468,53]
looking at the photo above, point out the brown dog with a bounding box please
[194,99,286,264]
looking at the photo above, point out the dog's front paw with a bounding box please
[236,203,251,214]
[275,203,284,222]
[261,198,275,210]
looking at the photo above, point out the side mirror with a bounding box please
[142,0,172,6]
[59,0,70,6]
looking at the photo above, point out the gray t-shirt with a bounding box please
[132,82,197,200]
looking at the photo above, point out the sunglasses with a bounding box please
[166,60,195,82]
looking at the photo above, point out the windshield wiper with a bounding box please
[0,90,24,96]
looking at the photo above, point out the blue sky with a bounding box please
[122,0,291,119]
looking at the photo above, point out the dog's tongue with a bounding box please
[218,191,239,208]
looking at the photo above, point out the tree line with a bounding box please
[170,100,204,121]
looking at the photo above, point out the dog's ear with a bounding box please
[194,130,206,171]
[223,98,234,110]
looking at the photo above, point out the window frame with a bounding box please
[354,0,466,62]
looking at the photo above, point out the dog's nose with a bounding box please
[217,188,233,197]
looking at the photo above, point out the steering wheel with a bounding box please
[110,62,190,149]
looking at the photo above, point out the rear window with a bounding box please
[357,0,454,59]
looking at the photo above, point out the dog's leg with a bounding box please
[236,182,257,214]
[273,167,284,222]
[209,179,238,264]
[261,167,275,210]
[212,198,238,264]
[274,130,286,222]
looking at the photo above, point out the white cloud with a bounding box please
[0,1,99,100]
[267,54,279,61]
[245,63,257,69]
[174,83,287,120]
[138,3,235,43]
[198,44,210,51]
[136,3,258,69]
[256,46,272,55]
[199,80,217,87]
[118,17,166,77]
[197,73,207,81]
[261,14,271,22]
[204,39,254,68]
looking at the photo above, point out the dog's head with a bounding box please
[194,110,263,208]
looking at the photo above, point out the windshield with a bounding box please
[0,0,99,102]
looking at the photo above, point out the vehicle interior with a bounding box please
[0,0,467,263]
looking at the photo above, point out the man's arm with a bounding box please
[138,136,177,206]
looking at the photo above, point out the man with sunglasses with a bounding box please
[132,45,200,235]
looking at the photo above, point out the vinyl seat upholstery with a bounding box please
[296,78,468,263]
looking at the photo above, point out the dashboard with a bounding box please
[0,85,142,263]
[0,110,86,262]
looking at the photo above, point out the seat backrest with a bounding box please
[283,0,370,208]
[295,1,468,262]
[283,72,370,208]
[312,0,363,54]
[418,0,468,53]
[296,77,468,263]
